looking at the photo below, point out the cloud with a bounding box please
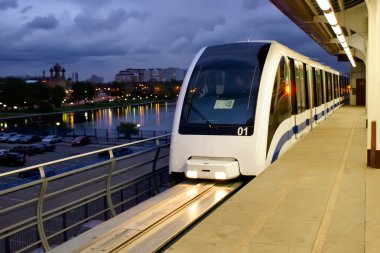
[20,5,32,13]
[164,16,227,52]
[242,0,266,10]
[169,16,226,33]
[0,0,349,81]
[170,36,190,51]
[25,15,59,30]
[73,9,145,34]
[0,0,17,10]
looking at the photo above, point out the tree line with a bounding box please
[0,78,181,113]
[0,78,96,112]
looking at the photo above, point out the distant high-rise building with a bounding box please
[163,67,186,81]
[114,67,186,82]
[144,68,163,82]
[72,72,79,83]
[115,68,145,82]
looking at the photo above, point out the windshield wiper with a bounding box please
[184,100,217,132]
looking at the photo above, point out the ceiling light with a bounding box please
[337,34,345,43]
[331,25,342,35]
[316,0,332,11]
[340,41,348,48]
[324,11,338,26]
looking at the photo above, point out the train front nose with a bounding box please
[185,157,240,180]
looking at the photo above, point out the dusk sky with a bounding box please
[0,0,349,82]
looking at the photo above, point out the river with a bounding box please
[0,102,176,136]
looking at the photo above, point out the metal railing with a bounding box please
[0,134,171,253]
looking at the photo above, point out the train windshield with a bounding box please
[179,42,270,135]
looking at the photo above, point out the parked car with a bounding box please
[98,147,133,158]
[0,150,26,167]
[10,145,37,155]
[18,168,55,178]
[0,132,18,142]
[29,144,45,154]
[41,143,55,152]
[7,134,26,143]
[71,136,91,146]
[19,135,42,144]
[42,135,62,144]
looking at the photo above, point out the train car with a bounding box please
[169,41,348,181]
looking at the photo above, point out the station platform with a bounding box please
[168,106,379,253]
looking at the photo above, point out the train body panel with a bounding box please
[170,41,349,180]
[326,100,334,116]
[170,134,265,178]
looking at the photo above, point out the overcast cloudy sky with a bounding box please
[0,0,349,82]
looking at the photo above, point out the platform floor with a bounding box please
[167,106,380,253]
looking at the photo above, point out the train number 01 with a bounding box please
[237,127,248,136]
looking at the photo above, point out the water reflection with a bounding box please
[60,102,174,131]
[0,102,175,133]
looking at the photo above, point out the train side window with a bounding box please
[333,75,339,98]
[267,57,291,152]
[312,68,318,106]
[338,75,341,97]
[295,61,306,113]
[304,64,310,109]
[331,74,335,99]
[340,76,344,96]
[319,70,325,104]
[289,58,297,115]
[313,68,323,106]
[326,72,332,102]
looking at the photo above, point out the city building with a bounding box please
[144,68,163,81]
[163,67,186,81]
[115,68,145,82]
[114,67,186,82]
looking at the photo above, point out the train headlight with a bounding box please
[186,170,198,179]
[215,172,227,180]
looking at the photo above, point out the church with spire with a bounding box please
[46,62,71,89]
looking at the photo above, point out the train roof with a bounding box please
[204,41,347,77]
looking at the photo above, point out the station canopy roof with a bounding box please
[270,0,367,64]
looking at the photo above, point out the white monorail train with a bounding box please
[169,41,348,180]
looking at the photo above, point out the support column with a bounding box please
[366,0,380,167]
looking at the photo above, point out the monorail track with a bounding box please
[50,180,244,253]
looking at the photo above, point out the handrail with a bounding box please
[0,133,172,252]
[36,165,50,251]
[106,150,117,217]
[0,133,171,178]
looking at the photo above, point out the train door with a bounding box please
[303,63,312,132]
[267,56,292,157]
[325,72,333,115]
[291,60,307,139]
[331,74,336,110]
[321,70,327,120]
[333,74,339,110]
[307,65,314,129]
[312,68,324,124]
[338,75,342,107]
